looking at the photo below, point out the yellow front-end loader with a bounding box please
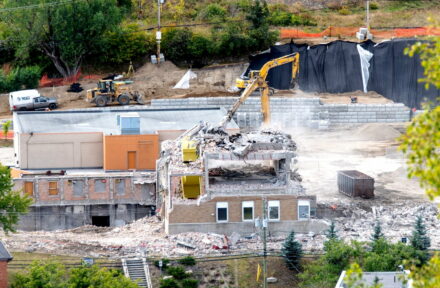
[86,79,144,107]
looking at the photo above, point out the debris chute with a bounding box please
[173,70,197,89]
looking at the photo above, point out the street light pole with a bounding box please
[366,0,370,30]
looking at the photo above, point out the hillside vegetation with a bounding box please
[0,0,438,91]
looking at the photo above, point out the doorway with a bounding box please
[92,216,110,227]
[127,151,136,169]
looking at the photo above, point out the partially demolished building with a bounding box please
[11,107,238,230]
[157,125,317,235]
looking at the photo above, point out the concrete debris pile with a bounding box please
[2,202,439,258]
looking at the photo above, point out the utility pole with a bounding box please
[366,0,370,30]
[156,0,163,64]
[262,197,268,288]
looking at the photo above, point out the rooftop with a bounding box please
[336,271,412,288]
[0,241,12,261]
[13,107,239,134]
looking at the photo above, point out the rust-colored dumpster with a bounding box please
[337,170,374,199]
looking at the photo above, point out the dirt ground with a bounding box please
[0,60,393,119]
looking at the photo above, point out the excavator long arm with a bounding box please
[220,52,299,128]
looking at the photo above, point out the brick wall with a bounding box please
[168,195,299,224]
[13,176,155,206]
[0,261,8,288]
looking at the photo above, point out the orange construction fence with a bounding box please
[39,70,102,88]
[280,26,440,39]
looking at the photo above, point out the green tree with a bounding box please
[326,221,338,240]
[2,0,122,78]
[0,164,32,233]
[2,120,11,140]
[281,231,303,271]
[12,262,139,288]
[162,29,193,66]
[371,220,384,242]
[160,277,180,288]
[245,0,278,51]
[409,254,440,288]
[411,215,431,251]
[401,19,440,200]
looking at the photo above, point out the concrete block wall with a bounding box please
[151,97,410,129]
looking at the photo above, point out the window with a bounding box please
[115,179,125,195]
[268,200,280,221]
[298,200,310,220]
[242,201,254,221]
[94,179,106,193]
[216,202,228,222]
[24,181,34,196]
[73,180,84,197]
[48,181,58,195]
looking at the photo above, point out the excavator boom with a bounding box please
[224,53,300,128]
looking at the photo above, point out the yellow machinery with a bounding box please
[181,136,199,162]
[181,175,201,199]
[86,79,144,107]
[224,52,300,127]
[235,53,300,91]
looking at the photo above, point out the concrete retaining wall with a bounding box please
[151,97,410,129]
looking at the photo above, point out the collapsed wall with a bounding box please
[157,125,321,236]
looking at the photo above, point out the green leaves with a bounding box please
[281,231,303,271]
[0,164,32,233]
[12,262,139,288]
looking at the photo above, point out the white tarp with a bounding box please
[173,70,197,89]
[357,45,373,93]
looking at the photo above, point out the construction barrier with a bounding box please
[280,26,440,39]
[39,70,101,87]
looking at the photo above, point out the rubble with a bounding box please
[1,202,438,258]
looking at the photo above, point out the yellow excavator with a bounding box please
[223,52,300,127]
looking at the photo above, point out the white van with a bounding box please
[9,89,57,111]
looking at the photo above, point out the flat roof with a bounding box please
[13,107,239,134]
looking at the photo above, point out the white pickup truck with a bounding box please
[9,89,57,111]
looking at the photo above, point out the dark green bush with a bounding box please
[370,1,379,10]
[154,258,171,270]
[181,278,198,288]
[160,278,180,288]
[0,66,42,93]
[268,10,292,26]
[167,266,188,280]
[178,256,196,266]
[101,24,155,65]
[162,29,193,66]
[198,3,226,20]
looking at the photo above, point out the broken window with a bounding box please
[94,179,106,193]
[242,201,254,221]
[298,200,310,220]
[48,181,58,195]
[115,179,125,195]
[73,180,84,197]
[24,181,34,196]
[216,202,228,223]
[268,200,280,221]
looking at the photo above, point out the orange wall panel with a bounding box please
[103,134,159,171]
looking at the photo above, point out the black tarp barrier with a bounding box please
[247,39,439,109]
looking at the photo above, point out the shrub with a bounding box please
[268,10,292,26]
[178,256,196,266]
[160,278,180,288]
[370,1,379,10]
[181,278,198,288]
[0,66,42,93]
[338,7,351,15]
[199,3,226,20]
[167,266,188,280]
[154,258,171,270]
[326,0,343,10]
[162,29,193,66]
[101,23,155,65]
